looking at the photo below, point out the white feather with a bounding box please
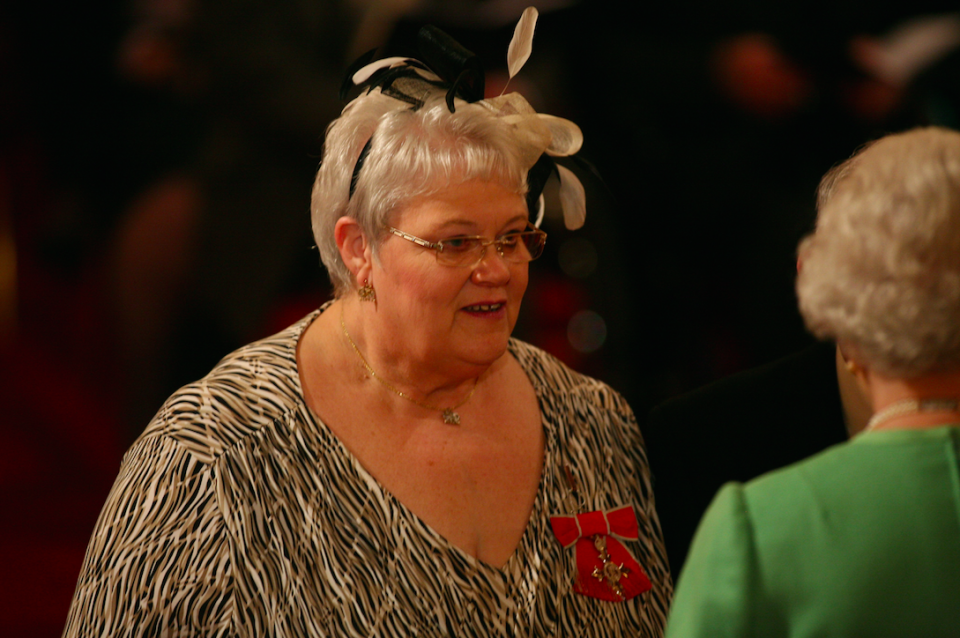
[352,57,413,86]
[533,194,545,228]
[539,115,584,156]
[506,7,539,84]
[557,165,586,230]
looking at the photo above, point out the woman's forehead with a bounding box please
[390,180,527,230]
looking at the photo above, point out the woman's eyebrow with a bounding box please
[431,214,528,233]
[433,218,479,231]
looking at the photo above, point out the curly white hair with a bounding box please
[797,126,960,377]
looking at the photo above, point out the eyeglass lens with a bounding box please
[436,232,545,266]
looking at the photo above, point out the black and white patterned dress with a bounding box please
[63,308,672,636]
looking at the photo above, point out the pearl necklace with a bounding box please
[864,398,960,432]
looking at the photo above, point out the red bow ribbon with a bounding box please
[550,506,652,602]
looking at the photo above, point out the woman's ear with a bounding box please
[334,216,373,283]
[835,344,873,435]
[837,341,870,389]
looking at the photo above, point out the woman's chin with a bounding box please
[455,335,512,368]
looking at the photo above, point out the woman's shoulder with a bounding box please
[508,338,633,416]
[711,430,953,552]
[677,428,960,635]
[745,426,960,507]
[137,310,322,466]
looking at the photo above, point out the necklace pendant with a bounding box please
[442,409,461,425]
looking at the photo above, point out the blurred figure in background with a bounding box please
[110,0,361,432]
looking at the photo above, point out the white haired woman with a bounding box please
[666,126,960,637]
[63,12,671,637]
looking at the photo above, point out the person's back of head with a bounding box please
[797,126,960,377]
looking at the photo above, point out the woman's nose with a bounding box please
[471,245,512,284]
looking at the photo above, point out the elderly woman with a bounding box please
[665,126,960,637]
[63,12,671,637]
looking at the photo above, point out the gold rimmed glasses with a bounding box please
[386,224,547,267]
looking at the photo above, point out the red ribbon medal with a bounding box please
[550,505,652,601]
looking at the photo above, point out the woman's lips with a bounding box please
[462,302,505,313]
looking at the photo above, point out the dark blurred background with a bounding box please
[2,0,959,634]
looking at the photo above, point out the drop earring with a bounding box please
[358,279,376,302]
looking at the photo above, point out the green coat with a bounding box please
[666,426,960,638]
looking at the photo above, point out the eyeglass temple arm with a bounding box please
[387,227,441,250]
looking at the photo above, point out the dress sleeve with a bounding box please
[664,482,758,638]
[62,434,236,637]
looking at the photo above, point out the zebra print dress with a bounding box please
[63,308,672,636]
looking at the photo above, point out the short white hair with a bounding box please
[311,89,532,296]
[797,126,960,377]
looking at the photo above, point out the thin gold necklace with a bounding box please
[340,305,478,424]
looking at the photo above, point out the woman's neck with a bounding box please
[338,298,499,405]
[864,368,960,432]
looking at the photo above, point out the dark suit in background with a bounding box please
[644,341,849,573]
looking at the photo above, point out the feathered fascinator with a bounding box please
[341,7,586,230]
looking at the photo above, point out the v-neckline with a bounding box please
[291,305,556,573]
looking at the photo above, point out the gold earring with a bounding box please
[358,279,376,302]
